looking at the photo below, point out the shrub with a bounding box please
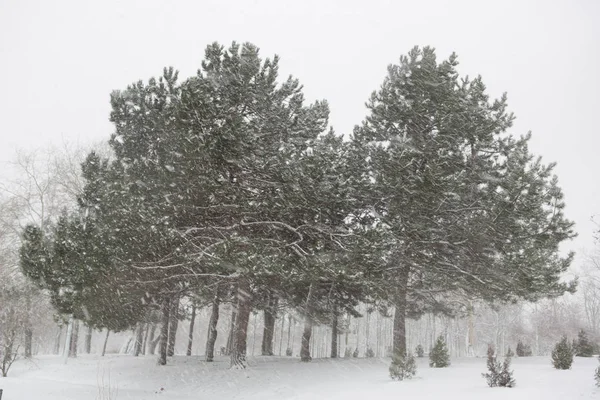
[482,345,515,388]
[352,348,359,358]
[595,356,600,387]
[516,340,532,357]
[575,329,594,357]
[366,348,375,358]
[429,336,450,368]
[415,344,425,358]
[389,351,417,381]
[551,335,574,370]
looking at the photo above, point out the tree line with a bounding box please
[17,42,575,369]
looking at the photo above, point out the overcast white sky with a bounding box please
[1,0,599,263]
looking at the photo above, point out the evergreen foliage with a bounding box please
[415,344,425,358]
[389,351,417,381]
[516,340,533,357]
[595,356,600,387]
[483,345,515,388]
[551,335,574,369]
[575,329,594,357]
[429,336,450,368]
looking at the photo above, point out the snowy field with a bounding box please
[1,355,598,399]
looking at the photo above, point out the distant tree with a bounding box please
[516,340,532,357]
[575,329,594,357]
[415,344,425,358]
[506,347,515,358]
[551,336,574,369]
[429,336,450,368]
[389,351,417,381]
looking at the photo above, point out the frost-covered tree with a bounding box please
[551,335,574,369]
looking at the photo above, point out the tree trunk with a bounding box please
[301,284,314,362]
[261,295,277,356]
[134,323,144,356]
[54,325,62,355]
[286,314,293,355]
[101,330,110,356]
[167,296,180,357]
[24,327,33,358]
[158,297,171,365]
[84,325,93,354]
[187,305,197,356]
[331,303,338,358]
[230,280,252,368]
[392,266,409,357]
[205,289,221,362]
[63,315,74,363]
[225,310,236,356]
[69,319,79,358]
[142,323,150,355]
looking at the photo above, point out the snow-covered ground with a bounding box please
[2,355,598,399]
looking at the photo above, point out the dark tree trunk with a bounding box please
[142,323,150,355]
[84,325,93,354]
[54,325,62,355]
[331,303,338,358]
[158,297,171,365]
[24,295,32,358]
[230,281,252,368]
[300,284,314,362]
[392,266,410,357]
[147,323,158,355]
[101,330,110,356]
[286,315,292,355]
[261,294,278,356]
[134,323,144,356]
[167,296,180,357]
[187,305,197,356]
[205,290,220,362]
[69,320,79,358]
[24,327,33,358]
[225,310,236,356]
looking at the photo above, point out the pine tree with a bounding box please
[516,340,532,357]
[575,329,594,357]
[352,46,576,357]
[551,335,574,369]
[506,347,515,358]
[483,345,516,388]
[389,351,417,381]
[429,336,450,368]
[415,344,425,358]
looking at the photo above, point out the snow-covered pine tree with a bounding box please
[575,329,594,357]
[389,351,417,380]
[551,335,574,369]
[351,46,576,358]
[483,345,516,388]
[429,336,450,368]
